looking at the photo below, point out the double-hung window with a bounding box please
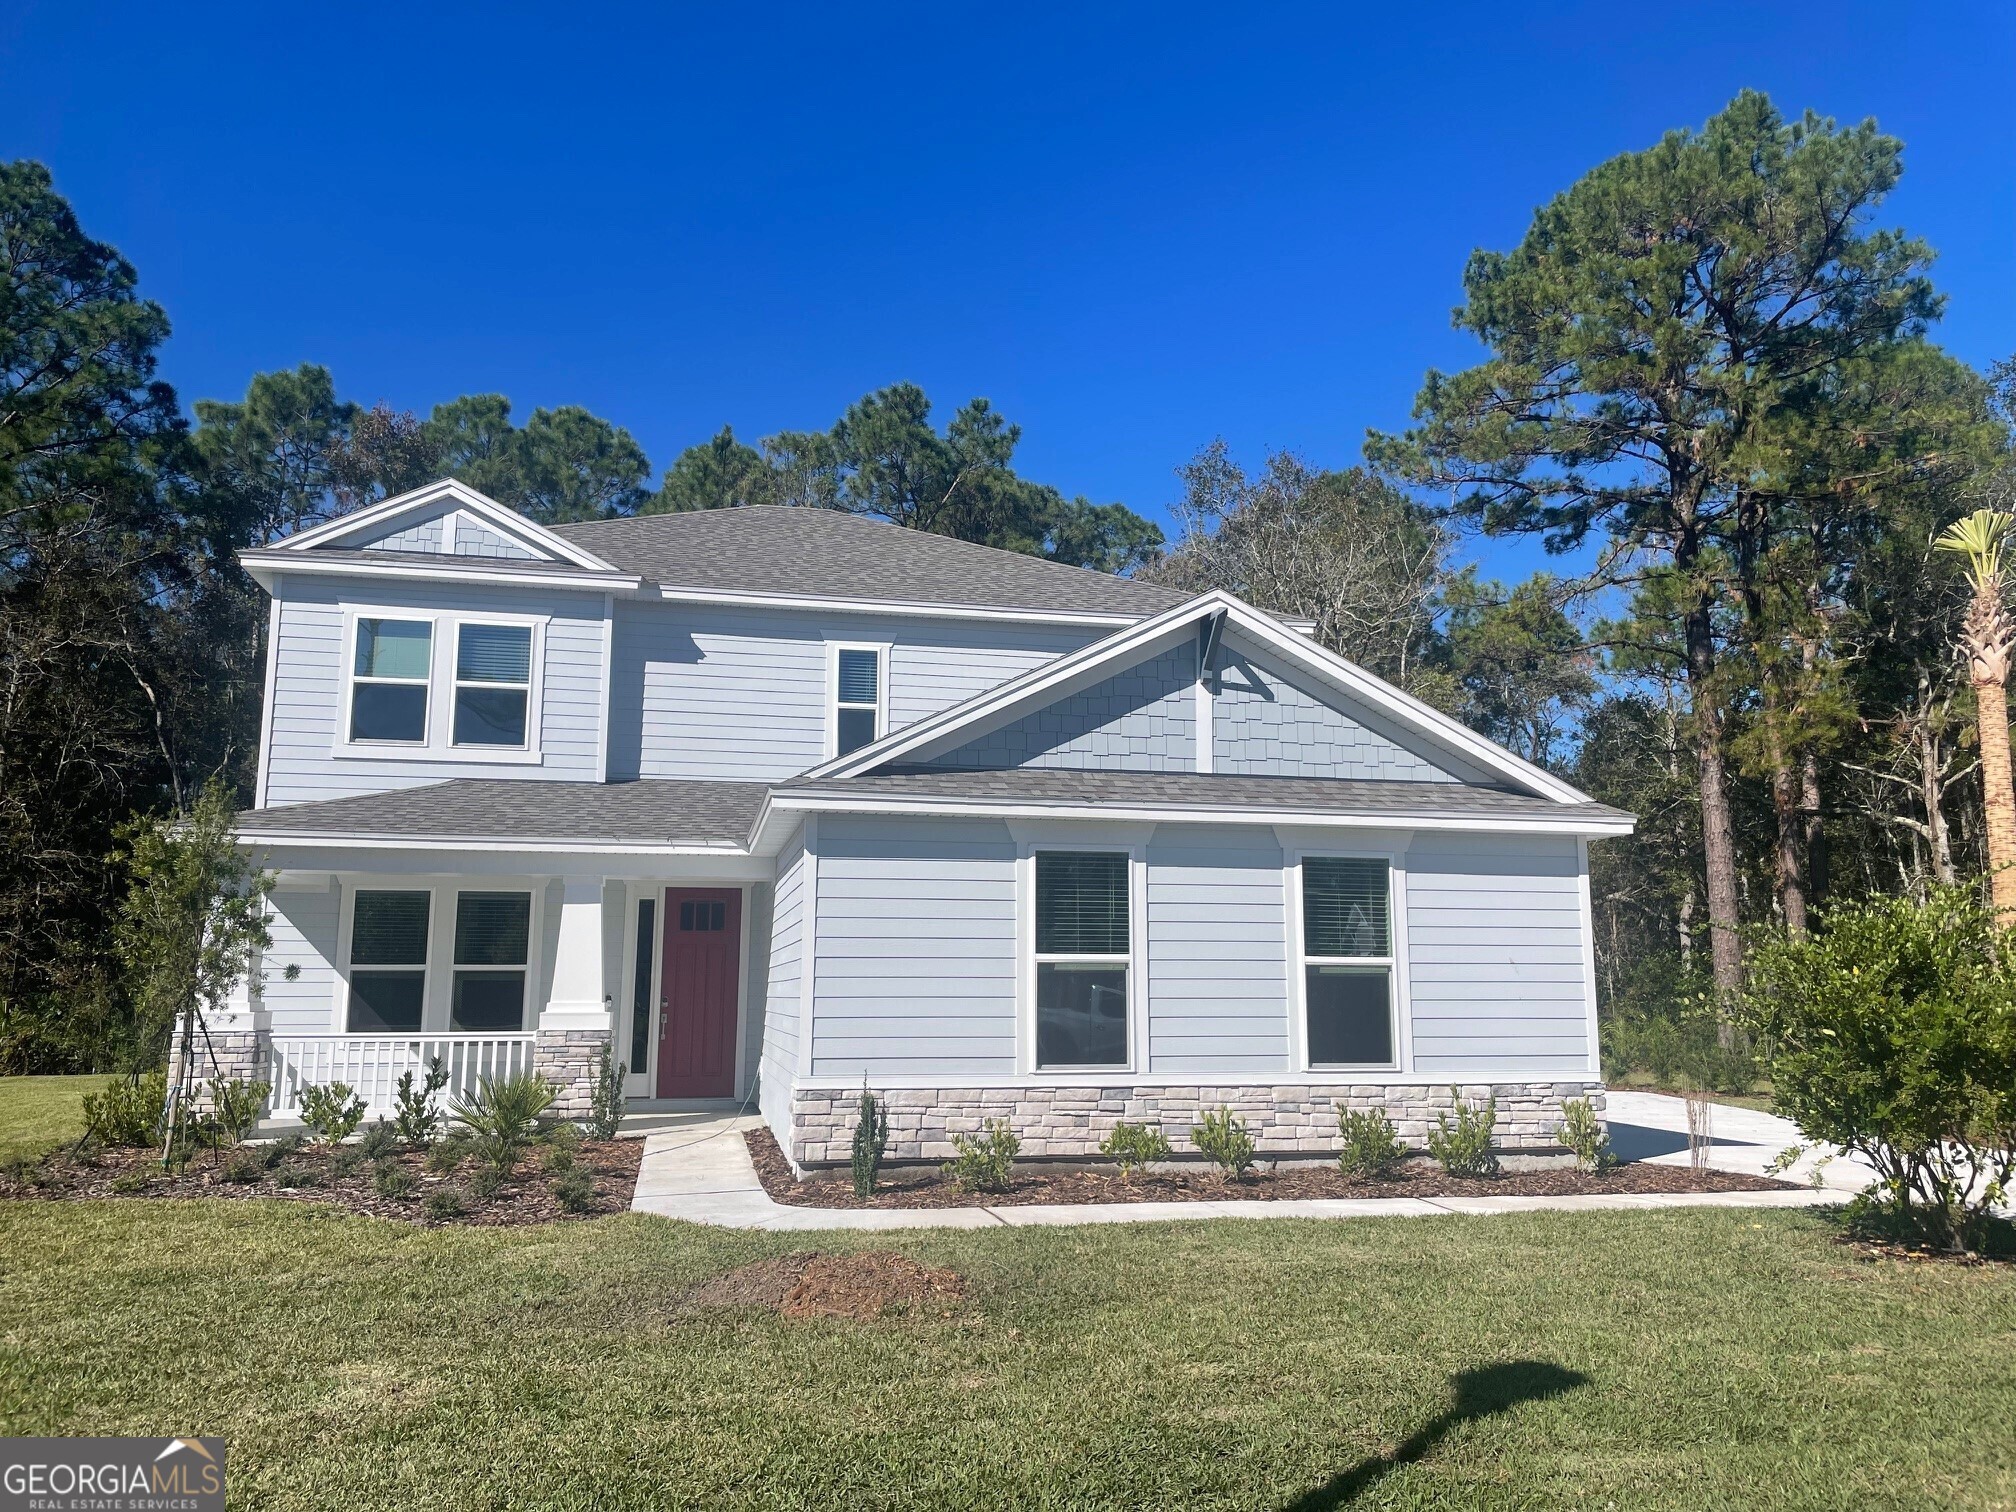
[1034,851,1130,1068]
[833,647,881,756]
[1301,857,1396,1067]
[451,891,532,1031]
[453,623,533,748]
[349,619,433,743]
[348,890,430,1031]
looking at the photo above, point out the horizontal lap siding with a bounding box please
[1147,826,1290,1074]
[1403,833,1591,1075]
[263,885,340,1033]
[810,817,1017,1078]
[758,837,807,1142]
[263,576,606,805]
[608,603,1094,781]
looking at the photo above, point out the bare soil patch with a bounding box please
[0,1136,641,1226]
[678,1249,966,1321]
[746,1127,1799,1208]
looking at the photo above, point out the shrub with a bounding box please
[542,1141,577,1176]
[1743,886,2016,1253]
[83,1072,167,1147]
[358,1120,399,1159]
[261,1133,305,1169]
[331,1146,368,1178]
[425,1136,469,1176]
[1337,1108,1407,1180]
[392,1058,450,1148]
[220,1152,264,1184]
[109,1170,150,1195]
[452,1073,556,1177]
[584,1044,626,1140]
[207,1078,269,1145]
[1555,1098,1613,1172]
[468,1166,505,1201]
[271,1161,320,1189]
[942,1120,1019,1192]
[298,1082,366,1145]
[1099,1121,1171,1181]
[1191,1107,1258,1181]
[423,1187,467,1222]
[1428,1090,1499,1178]
[550,1168,596,1212]
[851,1086,889,1199]
[373,1160,418,1199]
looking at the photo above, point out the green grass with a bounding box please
[2,1203,2011,1508]
[1612,1070,1777,1113]
[0,1074,97,1161]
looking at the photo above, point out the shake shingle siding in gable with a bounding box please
[360,515,445,553]
[809,816,1018,1078]
[922,646,1199,771]
[1212,634,1462,783]
[1146,826,1290,1074]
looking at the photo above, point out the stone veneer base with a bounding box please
[166,1026,266,1114]
[787,1081,1606,1168]
[534,1027,613,1121]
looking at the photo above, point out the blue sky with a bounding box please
[4,2,2010,582]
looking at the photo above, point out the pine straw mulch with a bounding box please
[745,1126,1800,1208]
[0,1136,642,1226]
[675,1250,966,1321]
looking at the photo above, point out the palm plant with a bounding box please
[451,1072,557,1177]
[1936,508,2016,921]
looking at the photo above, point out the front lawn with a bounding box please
[3,1203,2011,1508]
[0,1074,95,1162]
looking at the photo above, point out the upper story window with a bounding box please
[833,645,883,756]
[1034,851,1131,1069]
[350,619,432,744]
[1300,856,1396,1068]
[453,623,532,748]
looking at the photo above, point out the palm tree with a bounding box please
[1936,509,2016,921]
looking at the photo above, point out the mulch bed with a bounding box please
[745,1127,1799,1209]
[677,1250,966,1321]
[0,1136,642,1226]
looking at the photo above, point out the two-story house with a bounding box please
[204,478,1632,1166]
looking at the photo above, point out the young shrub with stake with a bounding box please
[942,1120,1019,1192]
[297,1082,366,1146]
[584,1045,626,1140]
[1336,1107,1407,1180]
[851,1085,889,1199]
[452,1072,557,1177]
[1427,1089,1499,1178]
[1191,1107,1257,1181]
[391,1058,450,1148]
[1098,1122,1171,1182]
[1555,1098,1613,1171]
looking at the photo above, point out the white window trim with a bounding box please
[343,612,435,749]
[1017,839,1148,1077]
[825,640,891,759]
[334,877,546,1035]
[619,886,663,1099]
[449,619,538,754]
[333,605,549,764]
[1285,843,1411,1073]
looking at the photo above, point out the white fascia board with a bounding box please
[268,478,622,572]
[646,582,1151,629]
[239,549,640,596]
[235,829,748,855]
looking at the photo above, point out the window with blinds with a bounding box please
[452,623,532,748]
[452,891,531,1031]
[1034,851,1130,1068]
[349,619,432,743]
[1301,857,1395,1067]
[834,647,880,755]
[348,890,429,1031]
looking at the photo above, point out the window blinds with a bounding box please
[1036,852,1130,955]
[454,892,531,967]
[457,623,531,683]
[350,891,429,965]
[837,648,879,704]
[1302,857,1390,958]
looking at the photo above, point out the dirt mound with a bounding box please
[679,1252,820,1313]
[679,1250,965,1321]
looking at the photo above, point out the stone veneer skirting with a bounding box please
[786,1081,1606,1168]
[533,1027,612,1120]
[166,1026,266,1114]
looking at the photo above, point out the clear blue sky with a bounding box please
[5,2,2010,577]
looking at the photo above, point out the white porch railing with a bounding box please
[265,1034,537,1120]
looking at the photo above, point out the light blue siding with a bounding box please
[360,514,444,554]
[808,816,1017,1078]
[452,516,537,559]
[261,574,608,805]
[606,601,1097,782]
[1212,630,1466,782]
[1146,826,1290,1073]
[1403,832,1591,1075]
[261,884,340,1033]
[759,833,807,1139]
[924,646,1198,771]
[345,505,539,559]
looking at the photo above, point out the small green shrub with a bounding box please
[271,1161,320,1188]
[423,1187,467,1222]
[452,1072,556,1177]
[261,1133,305,1169]
[1099,1121,1172,1181]
[1555,1098,1613,1171]
[585,1044,626,1140]
[467,1166,505,1201]
[109,1170,150,1195]
[297,1082,366,1145]
[207,1078,270,1145]
[374,1160,418,1199]
[942,1120,1019,1192]
[83,1072,167,1147]
[851,1086,889,1198]
[331,1145,368,1178]
[1428,1090,1499,1178]
[220,1151,264,1184]
[549,1168,596,1212]
[424,1136,468,1176]
[542,1141,576,1175]
[1337,1108,1407,1180]
[358,1120,399,1159]
[1191,1107,1257,1181]
[392,1058,450,1147]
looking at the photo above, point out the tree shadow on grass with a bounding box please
[1281,1360,1590,1511]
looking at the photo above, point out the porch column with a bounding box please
[537,875,614,1121]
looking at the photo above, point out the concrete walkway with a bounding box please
[627,1099,1848,1230]
[1605,1089,1874,1192]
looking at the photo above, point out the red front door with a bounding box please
[657,888,741,1098]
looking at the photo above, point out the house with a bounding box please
[201,478,1633,1166]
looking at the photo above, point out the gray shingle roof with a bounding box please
[237,779,768,846]
[550,506,1185,617]
[779,769,1633,824]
